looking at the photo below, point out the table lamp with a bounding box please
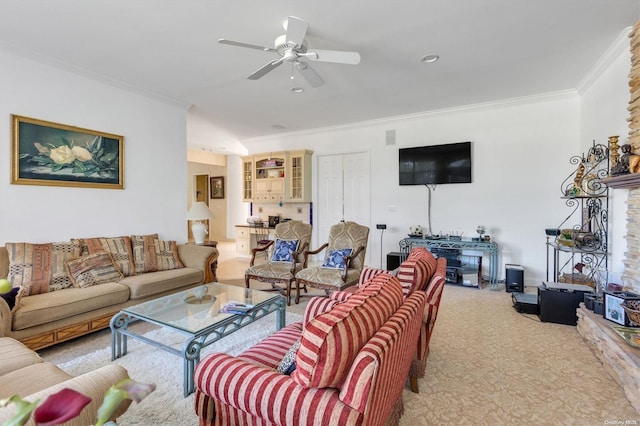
[186,202,214,244]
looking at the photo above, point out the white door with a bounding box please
[317,151,371,265]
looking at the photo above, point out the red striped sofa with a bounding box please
[334,247,447,392]
[193,273,426,426]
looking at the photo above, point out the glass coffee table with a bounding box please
[110,282,285,396]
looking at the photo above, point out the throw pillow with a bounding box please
[276,339,300,375]
[131,233,159,274]
[321,248,353,269]
[270,238,300,262]
[75,237,136,277]
[0,287,22,312]
[6,241,81,295]
[66,252,124,288]
[153,239,185,271]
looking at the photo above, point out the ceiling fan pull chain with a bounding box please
[290,62,295,80]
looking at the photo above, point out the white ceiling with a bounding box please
[0,0,638,154]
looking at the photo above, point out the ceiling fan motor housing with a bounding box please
[275,34,307,56]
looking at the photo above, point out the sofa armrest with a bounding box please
[0,365,130,426]
[177,244,218,283]
[195,353,358,425]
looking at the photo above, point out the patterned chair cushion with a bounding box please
[271,238,300,262]
[245,262,300,280]
[66,252,124,288]
[321,248,353,269]
[292,274,404,389]
[74,236,136,277]
[6,241,81,295]
[295,266,362,289]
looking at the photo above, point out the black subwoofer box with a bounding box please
[505,264,524,292]
[386,252,402,270]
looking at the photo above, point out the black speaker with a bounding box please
[505,264,524,292]
[386,252,402,270]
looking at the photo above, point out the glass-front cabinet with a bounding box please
[286,150,312,202]
[241,150,313,203]
[242,158,253,202]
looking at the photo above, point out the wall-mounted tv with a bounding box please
[399,141,472,185]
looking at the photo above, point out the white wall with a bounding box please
[0,48,189,244]
[579,28,632,276]
[241,94,581,282]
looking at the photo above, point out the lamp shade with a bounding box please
[186,202,214,221]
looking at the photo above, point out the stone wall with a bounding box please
[622,22,640,295]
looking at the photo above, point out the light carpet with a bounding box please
[40,285,640,425]
[47,311,303,426]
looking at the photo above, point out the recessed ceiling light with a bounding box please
[291,87,304,93]
[421,54,440,63]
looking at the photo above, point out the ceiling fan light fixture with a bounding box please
[421,54,440,63]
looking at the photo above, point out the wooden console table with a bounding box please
[399,237,500,284]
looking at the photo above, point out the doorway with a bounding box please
[188,174,210,241]
[316,151,371,264]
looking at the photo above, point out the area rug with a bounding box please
[56,311,303,425]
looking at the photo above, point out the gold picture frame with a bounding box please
[11,115,124,189]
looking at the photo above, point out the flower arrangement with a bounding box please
[0,378,155,426]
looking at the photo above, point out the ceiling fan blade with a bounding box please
[295,61,324,87]
[218,38,275,52]
[306,49,361,65]
[285,16,309,47]
[247,59,284,80]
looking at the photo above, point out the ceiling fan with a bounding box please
[218,16,361,88]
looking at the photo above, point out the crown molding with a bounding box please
[577,26,632,95]
[0,42,191,110]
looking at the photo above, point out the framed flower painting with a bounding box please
[11,115,124,189]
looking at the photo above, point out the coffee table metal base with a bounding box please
[110,297,285,397]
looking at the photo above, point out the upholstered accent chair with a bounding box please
[294,221,369,304]
[331,246,447,393]
[245,221,312,305]
[194,273,426,426]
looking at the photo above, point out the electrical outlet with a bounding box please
[376,224,387,230]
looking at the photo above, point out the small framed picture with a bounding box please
[604,293,626,325]
[210,176,224,199]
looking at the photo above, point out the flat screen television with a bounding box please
[399,141,472,185]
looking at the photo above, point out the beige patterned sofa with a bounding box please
[0,236,218,350]
[0,337,131,425]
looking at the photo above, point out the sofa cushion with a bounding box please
[6,241,81,295]
[119,267,202,300]
[0,337,43,376]
[152,240,184,271]
[75,236,136,277]
[66,252,124,288]
[0,362,72,398]
[292,274,403,389]
[11,283,130,331]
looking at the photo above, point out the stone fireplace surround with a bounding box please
[576,22,640,415]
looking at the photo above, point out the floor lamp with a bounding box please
[187,202,214,244]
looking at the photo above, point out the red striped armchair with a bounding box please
[194,273,426,426]
[331,247,447,393]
